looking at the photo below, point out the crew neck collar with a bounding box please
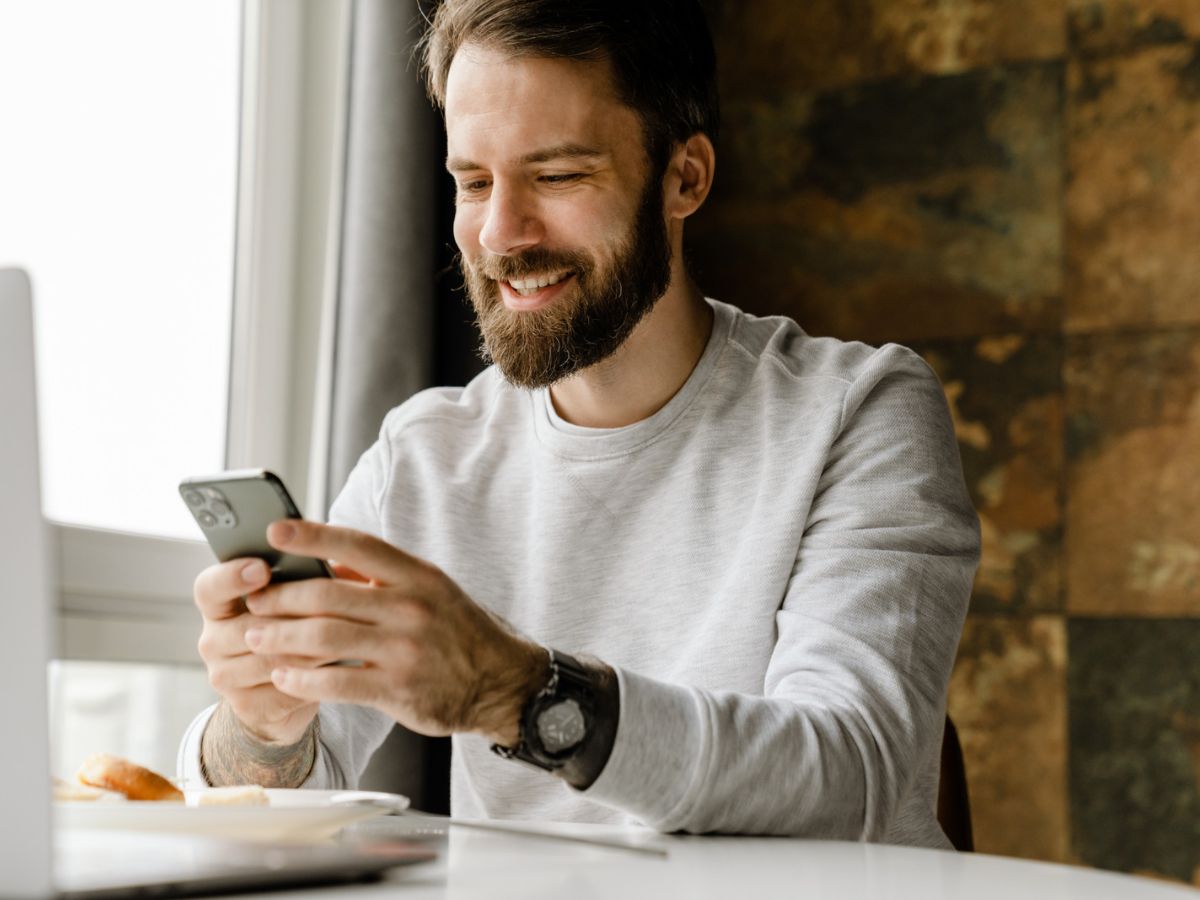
[529,298,734,460]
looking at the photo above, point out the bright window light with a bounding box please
[48,660,216,782]
[0,0,241,539]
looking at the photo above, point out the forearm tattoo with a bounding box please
[200,702,319,788]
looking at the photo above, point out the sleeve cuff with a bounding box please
[176,702,217,789]
[576,667,709,831]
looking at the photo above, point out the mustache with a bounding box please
[467,248,593,282]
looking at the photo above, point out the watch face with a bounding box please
[536,698,586,754]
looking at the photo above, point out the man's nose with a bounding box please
[478,184,542,256]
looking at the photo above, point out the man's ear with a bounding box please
[663,133,716,221]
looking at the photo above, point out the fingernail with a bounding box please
[244,628,262,648]
[270,521,296,543]
[241,561,266,585]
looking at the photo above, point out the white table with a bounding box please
[248,817,1199,900]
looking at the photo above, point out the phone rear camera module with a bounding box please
[198,511,217,528]
[217,511,238,529]
[183,489,205,507]
[210,499,232,517]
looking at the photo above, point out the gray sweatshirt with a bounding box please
[179,298,979,848]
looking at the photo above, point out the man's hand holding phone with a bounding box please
[232,519,547,747]
[193,556,322,745]
[182,470,334,748]
[185,470,546,765]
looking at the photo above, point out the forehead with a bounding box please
[444,44,642,166]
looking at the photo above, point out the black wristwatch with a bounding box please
[491,649,594,771]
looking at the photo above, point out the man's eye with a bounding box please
[458,180,490,194]
[539,173,584,185]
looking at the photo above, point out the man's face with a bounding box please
[445,45,672,388]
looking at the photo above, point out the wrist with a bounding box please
[201,702,319,788]
[474,641,551,746]
[238,713,311,748]
[489,649,619,789]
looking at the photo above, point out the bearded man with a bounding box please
[182,0,980,848]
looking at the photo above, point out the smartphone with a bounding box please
[179,469,333,582]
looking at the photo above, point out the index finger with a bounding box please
[244,577,383,624]
[266,521,433,590]
[193,558,271,620]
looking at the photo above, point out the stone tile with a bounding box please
[1069,619,1200,883]
[1065,43,1200,332]
[948,614,1069,862]
[1068,0,1200,56]
[914,335,1063,613]
[1064,330,1200,615]
[688,61,1063,344]
[702,0,1066,95]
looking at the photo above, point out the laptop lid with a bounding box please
[0,267,56,899]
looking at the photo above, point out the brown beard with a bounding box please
[461,171,672,389]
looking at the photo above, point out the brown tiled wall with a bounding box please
[693,0,1200,882]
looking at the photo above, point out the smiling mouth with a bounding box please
[504,270,574,298]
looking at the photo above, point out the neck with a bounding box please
[547,263,714,429]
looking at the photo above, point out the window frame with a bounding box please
[54,0,351,664]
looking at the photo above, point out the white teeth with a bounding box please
[508,271,569,293]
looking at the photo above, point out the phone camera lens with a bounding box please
[198,511,217,528]
[183,490,204,507]
[210,499,231,517]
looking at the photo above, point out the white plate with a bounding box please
[55,789,410,843]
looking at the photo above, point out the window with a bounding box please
[0,0,351,772]
[0,0,350,657]
[0,0,241,540]
[49,661,217,782]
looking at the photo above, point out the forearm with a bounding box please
[200,701,318,788]
[581,537,977,840]
[582,668,937,840]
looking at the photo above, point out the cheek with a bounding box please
[548,199,622,252]
[452,206,482,253]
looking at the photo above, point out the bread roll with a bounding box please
[52,776,124,802]
[76,754,184,802]
[195,785,269,807]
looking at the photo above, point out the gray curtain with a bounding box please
[325,0,450,812]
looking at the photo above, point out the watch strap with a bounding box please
[491,648,594,771]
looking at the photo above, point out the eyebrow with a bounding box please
[446,143,606,173]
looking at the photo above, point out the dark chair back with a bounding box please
[937,715,974,851]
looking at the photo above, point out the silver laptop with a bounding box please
[0,268,436,898]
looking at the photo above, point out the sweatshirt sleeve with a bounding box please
[579,347,980,839]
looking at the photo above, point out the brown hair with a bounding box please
[418,0,719,174]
